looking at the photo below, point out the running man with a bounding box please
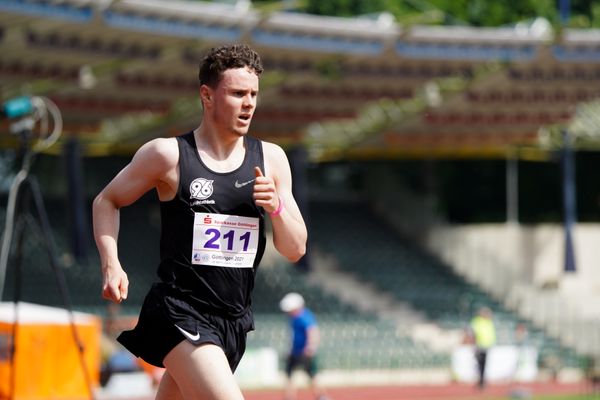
[93,44,307,400]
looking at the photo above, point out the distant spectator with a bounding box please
[280,292,330,400]
[470,307,496,389]
[509,323,533,399]
[513,323,530,375]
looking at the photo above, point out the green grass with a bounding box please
[508,395,600,400]
[545,397,600,399]
[452,393,600,400]
[464,396,600,400]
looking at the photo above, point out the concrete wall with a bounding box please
[425,223,600,358]
[426,223,600,292]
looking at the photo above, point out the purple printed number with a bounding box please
[239,231,250,251]
[204,228,220,249]
[223,230,235,250]
[204,229,251,252]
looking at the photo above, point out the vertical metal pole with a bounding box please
[64,137,88,261]
[288,146,311,270]
[559,0,571,25]
[562,129,577,272]
[506,150,519,224]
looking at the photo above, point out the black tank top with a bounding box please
[157,131,267,318]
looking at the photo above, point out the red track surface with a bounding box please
[243,382,590,400]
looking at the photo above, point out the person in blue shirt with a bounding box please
[279,293,330,400]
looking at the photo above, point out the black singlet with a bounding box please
[157,131,267,318]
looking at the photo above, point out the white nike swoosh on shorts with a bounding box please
[175,324,200,341]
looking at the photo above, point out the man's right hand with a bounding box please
[102,264,129,303]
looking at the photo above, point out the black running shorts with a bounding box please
[285,353,318,377]
[117,283,254,371]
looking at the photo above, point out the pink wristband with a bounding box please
[270,196,284,217]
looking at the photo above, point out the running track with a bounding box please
[242,382,590,400]
[97,380,592,399]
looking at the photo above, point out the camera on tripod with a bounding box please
[0,95,95,398]
[1,95,63,154]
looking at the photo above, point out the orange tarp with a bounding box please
[0,302,100,400]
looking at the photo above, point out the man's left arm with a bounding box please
[254,142,307,262]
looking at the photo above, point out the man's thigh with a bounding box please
[155,371,184,400]
[163,340,244,400]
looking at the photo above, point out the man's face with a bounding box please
[209,67,259,137]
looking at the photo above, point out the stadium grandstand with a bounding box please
[1,0,600,398]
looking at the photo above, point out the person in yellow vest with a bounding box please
[470,307,496,389]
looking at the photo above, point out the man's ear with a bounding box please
[200,85,212,104]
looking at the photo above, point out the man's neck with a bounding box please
[193,126,246,172]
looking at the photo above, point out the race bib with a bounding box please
[191,212,259,268]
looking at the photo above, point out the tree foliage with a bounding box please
[254,0,600,27]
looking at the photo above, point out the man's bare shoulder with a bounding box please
[260,140,291,180]
[261,140,286,160]
[136,137,179,168]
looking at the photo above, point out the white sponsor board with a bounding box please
[452,345,538,383]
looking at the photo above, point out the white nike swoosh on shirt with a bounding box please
[175,324,200,341]
[234,178,255,188]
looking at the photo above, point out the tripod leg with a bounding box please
[0,170,33,400]
[8,217,27,400]
[27,177,96,400]
[0,169,29,301]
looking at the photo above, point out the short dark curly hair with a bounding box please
[198,44,263,88]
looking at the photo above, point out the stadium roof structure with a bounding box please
[1,0,600,161]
